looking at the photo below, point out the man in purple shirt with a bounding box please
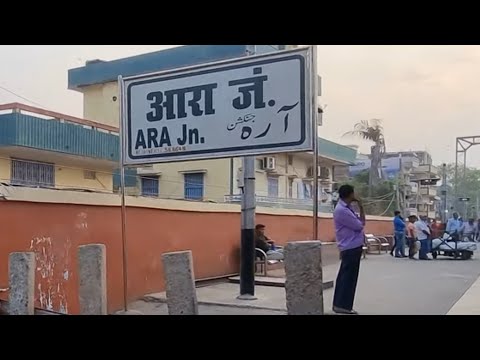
[332,184,365,315]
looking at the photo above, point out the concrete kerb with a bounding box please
[78,244,107,315]
[8,252,36,315]
[161,250,199,315]
[284,241,324,315]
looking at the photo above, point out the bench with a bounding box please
[255,248,268,276]
[255,247,285,277]
[365,234,390,254]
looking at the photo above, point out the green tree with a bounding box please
[343,170,397,217]
[441,163,480,218]
[343,119,386,189]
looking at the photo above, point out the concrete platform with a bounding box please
[227,275,334,290]
[144,254,480,315]
[145,282,290,311]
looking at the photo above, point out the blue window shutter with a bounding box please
[141,176,159,197]
[184,173,204,200]
[267,177,279,197]
[11,159,54,188]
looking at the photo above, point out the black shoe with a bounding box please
[332,306,358,315]
[419,257,431,261]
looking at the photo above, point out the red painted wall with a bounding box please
[0,201,392,314]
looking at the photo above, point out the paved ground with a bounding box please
[348,253,480,315]
[134,253,480,315]
[448,274,480,315]
[131,300,287,315]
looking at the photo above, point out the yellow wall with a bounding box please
[0,157,112,191]
[83,82,119,127]
[55,166,113,192]
[233,154,334,200]
[0,158,11,183]
[150,159,231,202]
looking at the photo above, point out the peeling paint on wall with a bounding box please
[29,236,71,314]
[75,212,88,230]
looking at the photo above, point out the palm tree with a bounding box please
[343,119,386,187]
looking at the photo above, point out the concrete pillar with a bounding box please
[9,252,36,315]
[284,241,324,315]
[78,244,107,315]
[162,250,198,315]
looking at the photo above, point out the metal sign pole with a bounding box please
[311,46,319,241]
[238,46,257,300]
[118,75,129,312]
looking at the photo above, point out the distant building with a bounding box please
[349,150,440,218]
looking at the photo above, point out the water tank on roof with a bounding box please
[85,59,105,66]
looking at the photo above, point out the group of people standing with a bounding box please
[330,184,480,315]
[392,211,479,260]
[392,212,438,260]
[445,212,480,242]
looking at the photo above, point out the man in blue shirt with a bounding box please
[446,212,462,241]
[393,210,406,257]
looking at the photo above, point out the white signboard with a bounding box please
[120,47,314,165]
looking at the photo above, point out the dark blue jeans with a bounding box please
[395,231,406,257]
[333,246,363,311]
[419,239,430,259]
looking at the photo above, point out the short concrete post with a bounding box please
[162,250,198,315]
[78,244,107,315]
[9,252,36,315]
[284,241,324,315]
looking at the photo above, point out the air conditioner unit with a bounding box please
[262,157,276,171]
[306,166,330,179]
[319,167,330,179]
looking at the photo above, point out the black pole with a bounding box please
[238,156,256,300]
[239,228,255,296]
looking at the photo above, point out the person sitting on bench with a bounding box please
[254,224,284,261]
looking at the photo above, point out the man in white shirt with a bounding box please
[463,218,476,241]
[446,212,463,241]
[415,216,431,260]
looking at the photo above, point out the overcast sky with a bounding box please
[0,45,479,166]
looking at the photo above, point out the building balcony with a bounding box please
[420,187,437,197]
[411,164,439,177]
[407,182,418,193]
[0,103,119,167]
[417,210,437,219]
[224,194,334,212]
[317,137,357,165]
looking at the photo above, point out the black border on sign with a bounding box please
[126,54,307,162]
